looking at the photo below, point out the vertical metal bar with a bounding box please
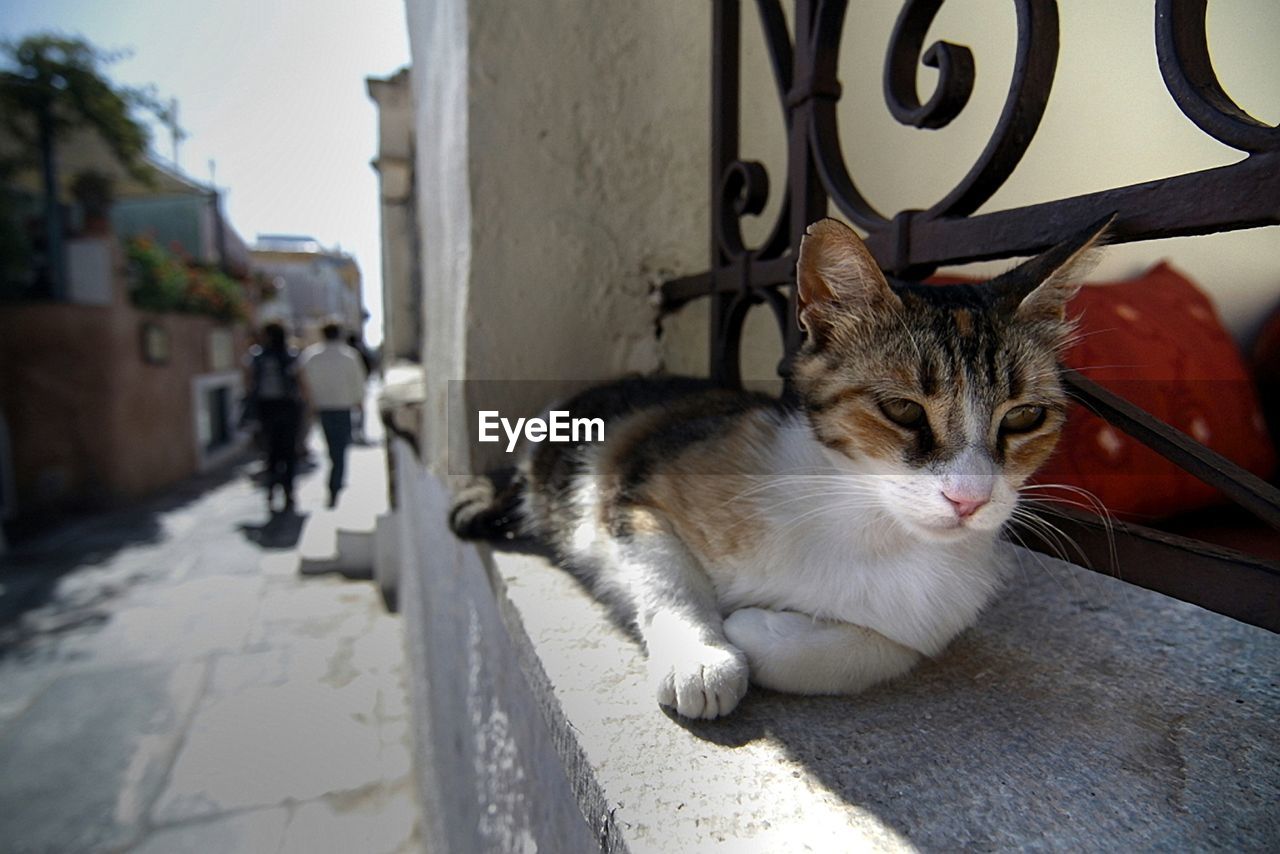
[784,0,832,363]
[710,0,741,385]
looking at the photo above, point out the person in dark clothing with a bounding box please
[346,333,374,444]
[346,333,375,377]
[245,323,306,513]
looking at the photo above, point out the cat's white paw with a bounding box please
[649,641,749,720]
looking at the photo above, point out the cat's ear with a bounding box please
[999,215,1115,322]
[796,219,901,336]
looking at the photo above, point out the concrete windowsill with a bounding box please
[404,469,1278,851]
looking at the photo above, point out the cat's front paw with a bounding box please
[649,642,749,720]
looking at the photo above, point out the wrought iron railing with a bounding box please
[661,0,1280,632]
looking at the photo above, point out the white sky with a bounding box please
[2,0,412,346]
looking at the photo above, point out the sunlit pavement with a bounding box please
[0,413,420,853]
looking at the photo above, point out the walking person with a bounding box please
[346,333,374,444]
[245,323,305,513]
[300,324,368,508]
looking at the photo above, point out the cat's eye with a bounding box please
[1001,404,1046,434]
[879,398,927,429]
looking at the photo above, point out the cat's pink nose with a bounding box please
[944,491,988,519]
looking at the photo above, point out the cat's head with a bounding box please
[790,216,1111,541]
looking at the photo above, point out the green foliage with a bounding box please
[0,34,172,182]
[126,236,248,323]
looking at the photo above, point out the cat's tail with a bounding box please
[449,468,526,540]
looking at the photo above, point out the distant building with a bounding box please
[111,174,251,277]
[250,236,364,344]
[367,68,420,364]
[0,140,255,536]
[0,125,249,298]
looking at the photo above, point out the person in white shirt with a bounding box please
[300,324,368,507]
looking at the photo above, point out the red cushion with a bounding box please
[934,263,1276,521]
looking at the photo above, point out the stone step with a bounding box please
[295,388,388,579]
[373,512,400,612]
[297,510,341,576]
[297,442,388,578]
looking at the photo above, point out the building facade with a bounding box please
[367,68,421,366]
[250,235,364,344]
[0,151,253,536]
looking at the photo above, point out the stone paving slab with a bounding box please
[152,612,413,824]
[131,807,292,854]
[0,660,207,853]
[277,780,420,854]
[0,412,420,853]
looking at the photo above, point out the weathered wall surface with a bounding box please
[398,2,718,844]
[0,302,243,523]
[395,451,603,854]
[406,0,473,474]
[407,0,709,474]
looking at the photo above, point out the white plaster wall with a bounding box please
[408,0,710,473]
[406,0,473,474]
[65,238,116,307]
[663,0,1280,379]
[464,3,709,377]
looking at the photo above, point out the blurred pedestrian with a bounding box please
[346,332,375,377]
[301,324,367,508]
[346,333,374,444]
[245,323,306,513]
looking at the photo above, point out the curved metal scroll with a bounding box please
[1155,0,1279,153]
[715,0,796,265]
[883,0,975,130]
[810,0,1060,231]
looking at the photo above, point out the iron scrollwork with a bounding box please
[673,0,1279,378]
[1155,0,1279,154]
[694,0,1068,383]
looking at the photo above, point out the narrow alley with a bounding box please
[0,413,420,853]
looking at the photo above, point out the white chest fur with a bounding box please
[706,424,1008,656]
[710,522,1004,656]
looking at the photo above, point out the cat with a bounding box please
[451,215,1111,720]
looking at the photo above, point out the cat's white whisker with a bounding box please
[1019,482,1119,577]
[1008,508,1092,575]
[1003,514,1094,603]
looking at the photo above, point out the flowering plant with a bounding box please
[125,235,247,322]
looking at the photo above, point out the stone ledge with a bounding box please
[401,468,1279,852]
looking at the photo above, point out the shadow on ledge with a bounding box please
[684,552,1276,850]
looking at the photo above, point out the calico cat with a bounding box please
[452,216,1110,719]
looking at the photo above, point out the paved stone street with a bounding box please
[0,424,420,853]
